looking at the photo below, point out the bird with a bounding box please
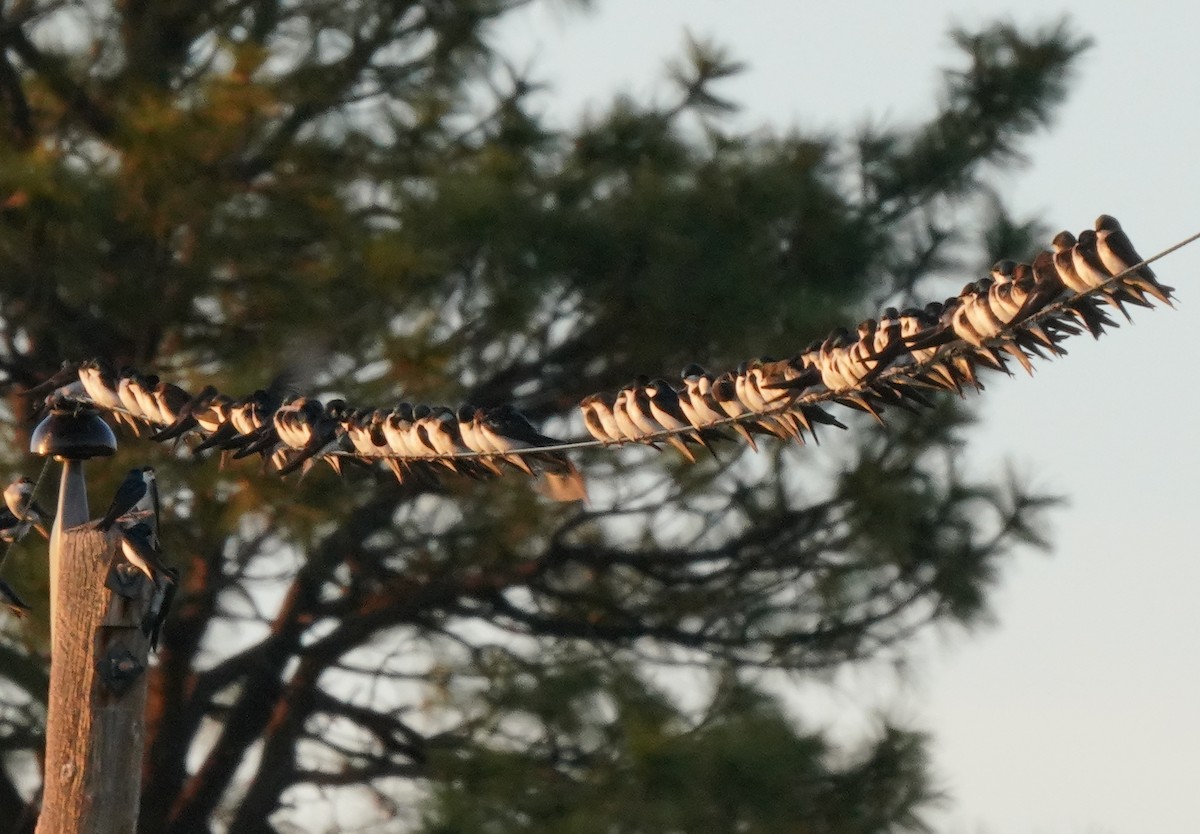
[623,382,695,461]
[0,577,30,617]
[3,476,50,539]
[1093,214,1175,306]
[95,467,158,535]
[455,405,507,475]
[477,405,587,502]
[578,393,622,444]
[1072,228,1149,318]
[115,521,171,584]
[646,379,719,454]
[127,372,165,425]
[115,367,149,427]
[0,509,32,544]
[144,566,179,651]
[150,381,195,434]
[277,399,352,477]
[22,360,82,402]
[474,404,561,475]
[114,521,177,650]
[78,358,123,411]
[151,384,220,442]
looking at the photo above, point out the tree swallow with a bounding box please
[1094,214,1175,306]
[3,476,50,539]
[95,467,158,534]
[0,577,29,617]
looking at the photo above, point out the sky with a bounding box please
[496,3,1200,833]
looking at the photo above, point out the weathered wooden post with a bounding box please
[31,401,155,834]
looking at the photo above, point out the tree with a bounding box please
[0,3,1085,831]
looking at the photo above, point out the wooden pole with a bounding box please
[36,461,153,834]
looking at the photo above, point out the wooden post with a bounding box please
[36,461,152,834]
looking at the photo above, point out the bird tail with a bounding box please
[534,457,588,503]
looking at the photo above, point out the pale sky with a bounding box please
[497,3,1200,833]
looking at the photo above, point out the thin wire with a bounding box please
[0,456,53,576]
[45,226,1200,464]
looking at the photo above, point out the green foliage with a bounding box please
[0,4,1084,832]
[424,664,936,834]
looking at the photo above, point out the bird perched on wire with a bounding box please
[0,509,32,544]
[0,577,30,617]
[3,476,50,539]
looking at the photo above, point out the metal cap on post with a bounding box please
[30,396,117,459]
[31,397,117,609]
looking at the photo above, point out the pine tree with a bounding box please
[0,4,1085,832]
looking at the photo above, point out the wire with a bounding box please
[22,226,1200,467]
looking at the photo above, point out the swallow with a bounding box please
[1050,231,1092,294]
[867,308,908,373]
[3,476,50,539]
[22,360,82,402]
[229,390,272,437]
[144,566,179,651]
[610,389,651,445]
[410,404,443,457]
[152,384,220,442]
[116,520,171,583]
[95,467,158,535]
[420,406,479,467]
[734,360,789,412]
[150,381,194,431]
[647,378,727,454]
[382,403,419,457]
[375,405,441,484]
[477,404,586,500]
[711,373,793,443]
[679,366,731,422]
[990,259,1018,284]
[1094,214,1175,306]
[1041,241,1113,338]
[78,358,124,411]
[278,399,353,476]
[272,396,317,450]
[234,393,302,459]
[454,405,507,474]
[0,577,30,617]
[354,408,413,482]
[1073,229,1143,320]
[343,407,385,457]
[679,366,761,449]
[128,373,165,425]
[733,362,806,439]
[113,367,150,434]
[475,404,558,476]
[626,382,696,461]
[579,393,622,444]
[409,405,483,478]
[0,509,32,544]
[196,390,267,453]
[115,521,177,648]
[896,305,965,392]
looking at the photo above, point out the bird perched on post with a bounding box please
[4,476,50,539]
[95,467,159,539]
[115,521,177,650]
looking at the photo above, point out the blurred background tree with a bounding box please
[0,2,1084,832]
